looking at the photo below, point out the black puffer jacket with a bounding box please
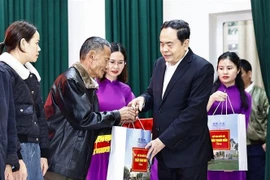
[44,62,121,180]
[0,52,49,159]
[0,64,18,178]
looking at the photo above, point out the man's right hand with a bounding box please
[128,96,145,111]
[119,106,136,124]
[13,160,27,180]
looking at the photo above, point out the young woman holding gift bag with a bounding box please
[86,42,135,180]
[207,51,252,180]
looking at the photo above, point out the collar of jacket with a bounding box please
[0,52,41,81]
[72,62,98,89]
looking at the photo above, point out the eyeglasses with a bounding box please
[108,59,126,67]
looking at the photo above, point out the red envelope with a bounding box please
[131,147,148,172]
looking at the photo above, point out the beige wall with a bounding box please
[68,0,106,66]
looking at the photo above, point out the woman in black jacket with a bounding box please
[0,63,18,180]
[0,21,49,180]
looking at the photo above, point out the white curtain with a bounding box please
[223,20,264,88]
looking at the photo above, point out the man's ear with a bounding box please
[248,70,252,79]
[87,50,96,61]
[184,39,190,45]
[184,39,189,50]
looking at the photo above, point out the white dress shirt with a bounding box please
[162,50,189,98]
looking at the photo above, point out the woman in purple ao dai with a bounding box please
[207,52,251,180]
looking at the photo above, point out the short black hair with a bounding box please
[240,59,252,72]
[161,19,190,43]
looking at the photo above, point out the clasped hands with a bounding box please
[119,96,145,124]
[118,105,138,123]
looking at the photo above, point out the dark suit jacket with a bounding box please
[141,48,214,168]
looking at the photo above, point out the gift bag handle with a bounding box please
[136,118,145,130]
[121,118,146,130]
[212,90,235,115]
[120,121,135,128]
[127,122,135,129]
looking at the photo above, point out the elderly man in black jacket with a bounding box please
[44,37,136,180]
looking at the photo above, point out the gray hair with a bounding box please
[79,36,111,60]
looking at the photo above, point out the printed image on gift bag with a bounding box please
[107,126,151,180]
[207,114,247,171]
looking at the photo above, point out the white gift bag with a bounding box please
[207,114,247,171]
[107,126,151,180]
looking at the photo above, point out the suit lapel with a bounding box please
[161,51,192,104]
[156,62,166,105]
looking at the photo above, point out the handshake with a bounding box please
[118,96,145,124]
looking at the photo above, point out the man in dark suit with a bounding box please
[129,19,214,180]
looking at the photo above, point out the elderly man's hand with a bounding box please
[119,106,136,123]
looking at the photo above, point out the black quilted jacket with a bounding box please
[1,62,49,159]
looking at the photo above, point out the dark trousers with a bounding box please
[247,144,266,180]
[157,158,207,180]
[44,171,74,180]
